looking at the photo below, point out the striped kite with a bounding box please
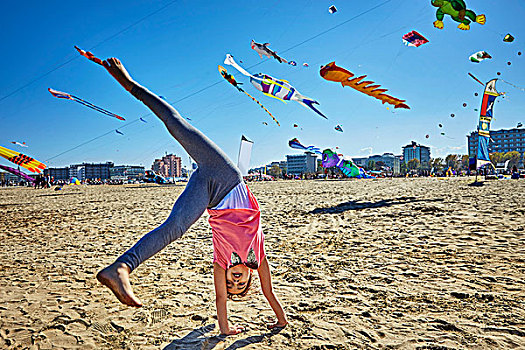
[320,62,410,109]
[48,88,125,121]
[0,145,46,174]
[225,54,327,119]
[218,65,280,126]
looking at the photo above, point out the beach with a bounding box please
[1,177,524,349]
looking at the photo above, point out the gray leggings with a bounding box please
[116,84,243,272]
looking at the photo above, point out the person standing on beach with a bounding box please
[93,56,287,335]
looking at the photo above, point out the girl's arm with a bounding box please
[257,258,288,329]
[213,263,244,335]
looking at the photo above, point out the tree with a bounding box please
[267,164,281,178]
[445,154,459,170]
[407,158,420,170]
[400,162,408,175]
[489,152,505,166]
[430,157,444,173]
[503,151,521,170]
[460,155,469,170]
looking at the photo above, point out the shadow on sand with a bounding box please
[163,324,283,350]
[309,196,444,214]
[36,192,80,197]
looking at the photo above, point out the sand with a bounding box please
[0,177,524,349]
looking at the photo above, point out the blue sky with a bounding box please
[1,0,524,171]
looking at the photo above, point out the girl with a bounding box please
[95,57,287,335]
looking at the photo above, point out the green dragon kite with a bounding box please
[431,0,485,31]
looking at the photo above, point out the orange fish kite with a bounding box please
[320,62,410,109]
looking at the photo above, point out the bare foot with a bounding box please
[96,262,143,307]
[267,320,287,330]
[103,58,136,92]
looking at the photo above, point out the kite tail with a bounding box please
[298,97,328,119]
[242,90,280,126]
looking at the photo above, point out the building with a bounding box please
[349,154,401,174]
[367,153,401,174]
[286,152,318,175]
[402,141,431,168]
[0,171,22,182]
[352,157,368,168]
[69,162,113,181]
[152,154,182,178]
[467,127,525,158]
[44,167,69,180]
[110,165,145,180]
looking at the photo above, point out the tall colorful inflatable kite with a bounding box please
[473,79,499,169]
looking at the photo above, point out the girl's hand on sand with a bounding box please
[223,325,245,335]
[267,320,287,330]
[103,58,135,91]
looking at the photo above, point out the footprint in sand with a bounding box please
[90,322,116,334]
[131,308,170,326]
[151,308,170,324]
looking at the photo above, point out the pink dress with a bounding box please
[207,183,266,270]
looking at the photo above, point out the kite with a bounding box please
[469,51,492,63]
[115,129,124,135]
[75,46,104,66]
[329,5,337,14]
[320,62,410,109]
[474,92,478,96]
[289,61,297,66]
[322,149,372,178]
[451,114,455,117]
[48,88,125,121]
[504,34,514,43]
[519,52,522,56]
[507,62,512,66]
[303,63,309,67]
[224,54,327,119]
[0,145,46,173]
[497,72,501,76]
[288,139,372,178]
[0,164,35,183]
[251,40,288,64]
[439,124,443,127]
[288,138,321,154]
[463,103,467,107]
[431,0,485,31]
[140,118,147,123]
[335,125,343,132]
[11,141,27,147]
[441,132,446,135]
[468,72,484,86]
[517,122,523,128]
[218,65,280,126]
[426,134,430,138]
[402,31,429,47]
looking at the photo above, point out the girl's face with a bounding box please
[226,264,251,295]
